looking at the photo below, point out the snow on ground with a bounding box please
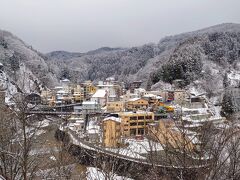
[29,147,59,156]
[68,132,95,151]
[151,80,173,90]
[86,167,133,180]
[210,106,222,118]
[49,156,56,161]
[188,86,205,97]
[35,164,76,179]
[86,119,100,134]
[34,119,50,128]
[105,137,163,159]
[35,129,46,136]
[228,71,240,87]
[0,175,6,180]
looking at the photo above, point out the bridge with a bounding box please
[54,103,82,108]
[27,110,108,116]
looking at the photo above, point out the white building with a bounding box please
[134,88,147,97]
[60,78,70,87]
[97,80,120,102]
[82,101,100,112]
[121,91,139,103]
[91,89,107,107]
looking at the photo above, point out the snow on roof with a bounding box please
[156,96,163,99]
[121,111,153,115]
[135,88,146,92]
[97,84,114,87]
[106,77,115,81]
[54,86,63,89]
[57,90,68,94]
[92,89,106,98]
[128,97,141,102]
[181,107,208,113]
[143,94,156,98]
[82,101,98,105]
[88,128,99,134]
[103,116,122,123]
[61,78,70,82]
[76,120,84,123]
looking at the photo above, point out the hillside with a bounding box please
[46,44,154,83]
[47,23,240,98]
[1,23,240,103]
[0,30,58,99]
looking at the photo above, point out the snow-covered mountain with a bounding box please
[0,30,58,100]
[46,51,83,61]
[1,23,240,103]
[47,23,240,95]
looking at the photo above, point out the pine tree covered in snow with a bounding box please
[221,90,235,116]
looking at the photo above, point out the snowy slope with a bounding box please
[0,29,59,100]
[46,23,240,93]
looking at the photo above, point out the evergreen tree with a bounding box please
[223,72,230,88]
[221,91,235,116]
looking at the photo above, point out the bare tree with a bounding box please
[0,94,44,180]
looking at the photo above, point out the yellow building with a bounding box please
[82,81,97,99]
[148,120,195,151]
[48,95,56,107]
[106,101,124,112]
[73,92,84,103]
[119,111,154,137]
[102,117,122,148]
[73,85,84,103]
[41,90,53,105]
[126,98,148,111]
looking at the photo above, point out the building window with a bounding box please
[138,128,144,135]
[138,116,144,120]
[146,116,152,119]
[130,122,137,126]
[130,116,137,120]
[138,122,144,125]
[130,129,136,135]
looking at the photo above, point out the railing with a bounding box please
[67,129,210,170]
[27,110,105,116]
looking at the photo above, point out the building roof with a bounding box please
[156,96,163,99]
[128,97,141,102]
[103,116,122,123]
[57,90,68,94]
[54,86,63,90]
[82,101,98,105]
[61,78,70,82]
[143,94,156,98]
[97,84,114,87]
[120,111,153,116]
[134,88,146,92]
[92,89,106,98]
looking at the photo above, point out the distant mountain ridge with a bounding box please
[1,23,240,103]
[46,51,83,61]
[46,23,240,92]
[46,47,124,61]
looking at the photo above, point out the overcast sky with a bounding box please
[0,0,239,53]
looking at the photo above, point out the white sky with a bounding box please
[0,0,239,53]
